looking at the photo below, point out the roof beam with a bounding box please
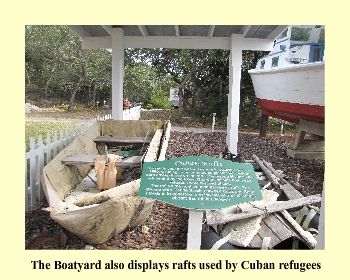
[102,25,114,36]
[138,25,150,37]
[81,36,112,49]
[241,25,251,38]
[126,36,230,49]
[265,25,289,40]
[80,34,274,51]
[208,25,215,39]
[175,25,180,38]
[67,25,90,37]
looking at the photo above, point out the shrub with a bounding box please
[150,88,171,109]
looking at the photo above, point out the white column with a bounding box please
[226,36,243,154]
[111,28,124,120]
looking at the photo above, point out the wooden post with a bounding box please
[212,113,216,132]
[187,210,203,250]
[259,113,269,137]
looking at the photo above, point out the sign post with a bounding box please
[139,156,262,249]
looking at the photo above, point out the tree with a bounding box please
[126,48,229,120]
[26,26,269,128]
[125,48,268,125]
[85,49,112,105]
[25,25,112,108]
[123,62,156,104]
[240,50,269,128]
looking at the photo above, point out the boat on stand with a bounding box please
[248,25,325,159]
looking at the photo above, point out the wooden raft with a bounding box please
[205,155,321,249]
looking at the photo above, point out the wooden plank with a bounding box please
[250,213,298,249]
[62,155,143,167]
[116,156,143,167]
[187,210,203,250]
[251,213,301,248]
[250,218,281,248]
[93,136,152,144]
[62,155,96,165]
[281,182,304,200]
[249,232,263,248]
[273,212,303,237]
[253,155,305,200]
[252,155,281,187]
[206,194,321,225]
[263,213,295,241]
[268,213,313,248]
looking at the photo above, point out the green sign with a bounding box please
[139,156,262,210]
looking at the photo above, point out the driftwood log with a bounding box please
[206,194,321,225]
[73,179,141,207]
[252,154,281,187]
[281,209,317,248]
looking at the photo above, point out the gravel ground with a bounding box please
[25,110,325,250]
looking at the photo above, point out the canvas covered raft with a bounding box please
[41,120,171,245]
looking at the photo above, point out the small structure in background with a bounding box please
[169,88,179,108]
[169,88,193,108]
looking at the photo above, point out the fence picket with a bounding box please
[29,137,37,207]
[25,111,135,212]
[59,129,64,153]
[53,130,58,158]
[25,118,97,211]
[25,143,29,212]
[37,135,45,201]
[65,126,69,147]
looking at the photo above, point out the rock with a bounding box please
[25,103,41,113]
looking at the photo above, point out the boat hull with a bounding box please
[249,62,324,124]
[41,120,170,244]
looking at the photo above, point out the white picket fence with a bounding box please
[25,114,112,212]
[123,105,141,120]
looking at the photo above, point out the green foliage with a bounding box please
[291,27,312,41]
[127,48,269,127]
[25,26,273,131]
[123,62,156,104]
[266,118,297,133]
[123,61,177,107]
[150,87,171,109]
[25,25,112,107]
[25,121,72,151]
